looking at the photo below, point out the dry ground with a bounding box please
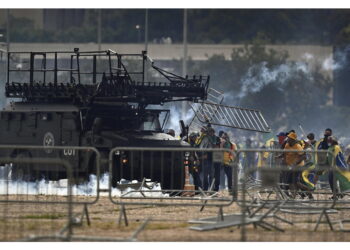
[1,190,350,242]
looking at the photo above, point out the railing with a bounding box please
[1,146,349,241]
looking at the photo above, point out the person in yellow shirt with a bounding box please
[283,132,306,198]
[284,132,305,167]
[220,132,237,193]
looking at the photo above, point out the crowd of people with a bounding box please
[263,128,350,200]
[169,125,237,194]
[166,126,350,199]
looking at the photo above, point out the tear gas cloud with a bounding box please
[217,46,350,141]
[164,104,195,136]
[0,165,167,197]
[322,47,350,72]
[237,61,312,99]
[230,47,350,101]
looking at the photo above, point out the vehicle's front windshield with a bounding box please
[140,113,161,131]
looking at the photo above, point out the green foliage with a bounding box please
[336,24,350,46]
[9,17,54,42]
[5,9,350,45]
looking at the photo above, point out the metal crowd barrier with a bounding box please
[2,144,350,241]
[234,148,350,240]
[0,145,101,241]
[108,147,238,207]
[0,156,74,241]
[0,145,101,205]
[187,148,350,241]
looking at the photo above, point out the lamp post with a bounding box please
[6,9,10,54]
[97,9,101,51]
[182,9,188,120]
[145,9,148,52]
[144,9,149,82]
[136,24,141,43]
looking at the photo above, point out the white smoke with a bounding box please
[322,46,350,71]
[238,61,312,98]
[231,47,350,100]
[166,105,195,136]
[322,56,335,71]
[0,165,166,198]
[322,54,344,71]
[302,53,314,61]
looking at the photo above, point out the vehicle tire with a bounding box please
[11,151,34,182]
[110,153,121,188]
[83,153,98,184]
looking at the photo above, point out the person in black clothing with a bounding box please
[213,133,222,191]
[244,138,257,180]
[316,128,333,191]
[318,128,332,150]
[316,128,332,166]
[187,132,202,190]
[199,127,215,190]
[307,133,316,148]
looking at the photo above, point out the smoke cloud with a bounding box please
[237,61,312,99]
[322,46,350,72]
[0,165,166,198]
[164,104,195,136]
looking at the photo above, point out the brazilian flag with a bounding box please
[300,163,316,190]
[331,145,350,192]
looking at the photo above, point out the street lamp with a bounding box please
[135,24,141,43]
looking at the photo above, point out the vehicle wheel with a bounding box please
[83,154,97,184]
[11,151,34,182]
[110,153,121,188]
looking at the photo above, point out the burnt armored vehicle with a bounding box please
[1,49,271,190]
[0,49,211,189]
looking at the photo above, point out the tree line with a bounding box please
[3,9,350,45]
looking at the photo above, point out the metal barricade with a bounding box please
[0,145,101,205]
[0,145,101,241]
[3,144,350,241]
[108,147,238,207]
[0,156,74,241]
[234,148,350,241]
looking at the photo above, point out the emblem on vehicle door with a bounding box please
[43,132,55,154]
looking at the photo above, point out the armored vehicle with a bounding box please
[1,49,270,190]
[1,49,212,189]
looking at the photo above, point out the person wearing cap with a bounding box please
[283,132,306,197]
[276,132,287,148]
[284,132,305,166]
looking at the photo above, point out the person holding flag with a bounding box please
[297,139,317,199]
[327,136,350,199]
